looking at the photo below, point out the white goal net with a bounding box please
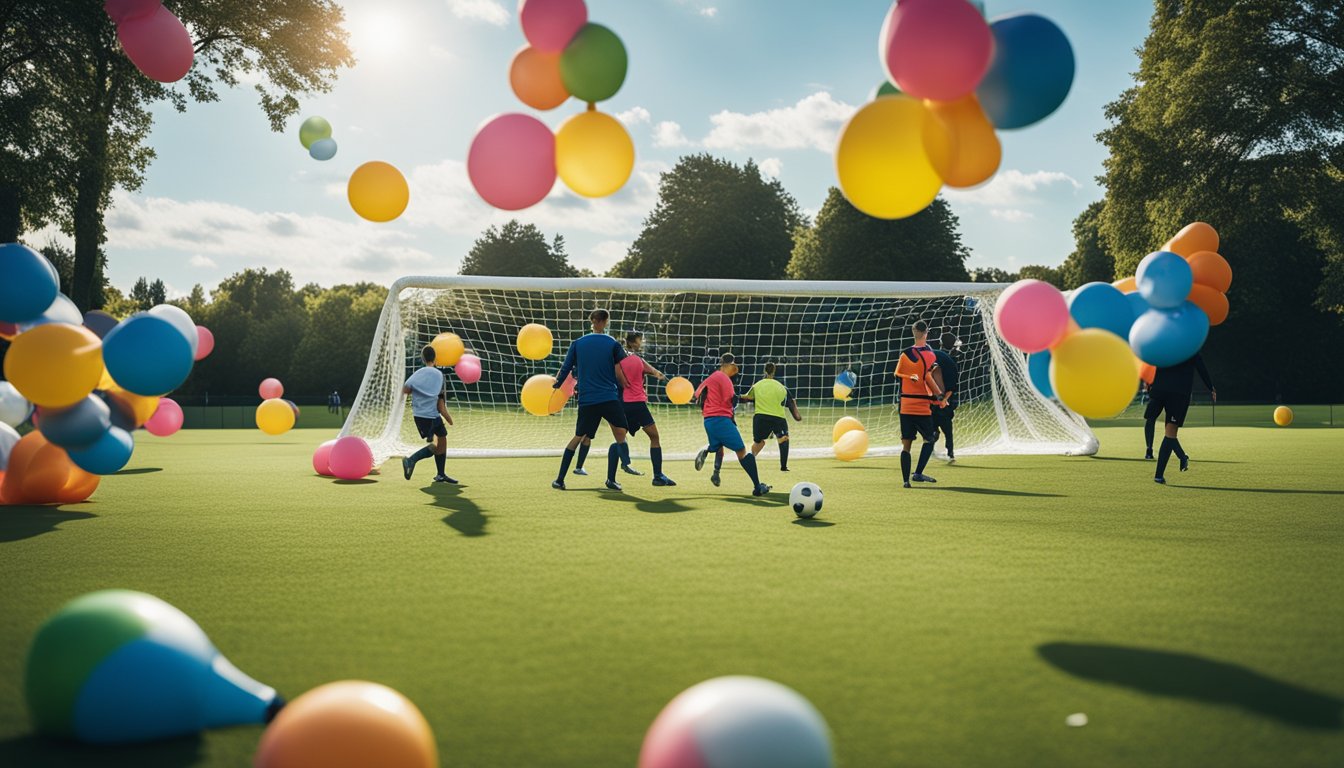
[341,276,1097,465]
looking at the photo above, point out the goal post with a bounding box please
[341,276,1098,465]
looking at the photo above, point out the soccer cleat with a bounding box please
[433,474,458,484]
[911,473,937,484]
[694,447,708,471]
[780,466,790,472]
[621,464,644,476]
[1144,450,1154,460]
[752,483,771,497]
[573,467,589,476]
[552,480,566,490]
[903,481,912,489]
[1154,476,1166,485]
[1179,455,1190,472]
[652,474,677,487]
[402,456,414,481]
[604,479,623,492]
[710,472,721,487]
[947,455,957,465]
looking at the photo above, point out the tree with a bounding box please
[129,277,153,311]
[148,278,167,306]
[969,267,1016,283]
[1058,201,1114,288]
[0,1,353,309]
[787,189,970,281]
[460,220,581,277]
[611,155,805,279]
[1016,265,1064,288]
[181,268,308,397]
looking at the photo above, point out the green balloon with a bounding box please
[559,24,628,104]
[299,116,332,150]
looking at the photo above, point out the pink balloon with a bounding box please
[881,0,992,101]
[560,373,577,396]
[328,436,374,481]
[312,439,338,476]
[258,378,284,400]
[194,325,214,361]
[145,397,183,437]
[104,0,161,24]
[456,354,482,385]
[994,279,1070,353]
[520,0,589,53]
[468,114,556,211]
[117,4,194,83]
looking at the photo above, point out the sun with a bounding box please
[349,8,407,63]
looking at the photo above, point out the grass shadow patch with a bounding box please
[332,478,378,486]
[0,734,203,767]
[792,518,835,528]
[420,484,488,537]
[1175,486,1344,495]
[0,506,98,543]
[934,487,1065,498]
[114,467,163,475]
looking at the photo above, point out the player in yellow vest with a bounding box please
[741,362,802,472]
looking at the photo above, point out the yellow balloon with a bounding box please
[517,323,553,360]
[1049,329,1140,419]
[256,398,296,435]
[104,386,160,428]
[348,161,409,223]
[835,95,947,219]
[556,109,634,198]
[832,416,865,443]
[666,376,693,405]
[833,429,869,462]
[832,383,852,401]
[430,332,465,366]
[3,324,104,408]
[521,374,559,416]
[924,95,1001,189]
[1273,406,1293,427]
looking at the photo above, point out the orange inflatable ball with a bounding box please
[348,161,410,223]
[3,323,103,408]
[1187,250,1232,293]
[1187,283,1229,326]
[1111,276,1137,294]
[1273,406,1293,427]
[1139,363,1156,386]
[1163,221,1219,258]
[254,681,437,768]
[510,45,569,111]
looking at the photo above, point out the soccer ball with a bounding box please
[790,482,823,519]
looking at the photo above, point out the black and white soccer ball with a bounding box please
[790,482,823,519]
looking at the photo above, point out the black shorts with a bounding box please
[623,402,655,434]
[414,415,446,442]
[931,406,955,429]
[576,400,628,439]
[900,413,936,442]
[1144,390,1190,427]
[752,414,789,442]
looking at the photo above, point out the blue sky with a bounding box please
[80,0,1154,295]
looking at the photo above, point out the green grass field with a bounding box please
[1,421,1342,766]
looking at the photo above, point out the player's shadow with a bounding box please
[1091,456,1241,464]
[792,518,835,528]
[1037,642,1343,729]
[719,493,787,508]
[934,487,1064,498]
[420,484,487,537]
[114,467,162,475]
[1175,486,1344,495]
[0,505,98,543]
[634,497,697,514]
[0,734,203,767]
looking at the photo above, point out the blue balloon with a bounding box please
[1028,349,1053,399]
[0,243,59,323]
[1068,282,1133,339]
[38,395,112,449]
[1136,250,1193,309]
[1129,302,1210,368]
[835,370,857,389]
[1125,291,1150,321]
[976,13,1076,130]
[309,138,338,161]
[102,314,195,396]
[67,426,134,475]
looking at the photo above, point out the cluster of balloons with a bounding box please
[311,435,375,480]
[299,116,338,162]
[256,378,301,436]
[104,0,194,83]
[832,416,869,462]
[837,0,1074,219]
[348,161,410,223]
[832,370,857,401]
[1,243,209,502]
[470,0,634,210]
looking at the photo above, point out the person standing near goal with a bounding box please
[931,332,961,464]
[894,320,944,488]
[693,354,770,496]
[741,362,801,473]
[401,345,456,484]
[616,331,677,486]
[1145,352,1216,484]
[551,309,632,492]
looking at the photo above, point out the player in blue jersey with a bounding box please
[551,309,632,492]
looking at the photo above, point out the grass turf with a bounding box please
[0,423,1341,766]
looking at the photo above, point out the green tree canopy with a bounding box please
[460,221,582,277]
[1015,265,1064,289]
[787,189,970,282]
[1058,201,1114,289]
[611,155,805,279]
[968,267,1016,283]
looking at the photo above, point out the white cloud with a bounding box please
[943,170,1081,208]
[989,209,1034,222]
[700,6,719,17]
[616,106,651,127]
[427,45,455,62]
[446,0,508,26]
[588,240,632,272]
[758,157,783,177]
[653,121,692,148]
[189,254,217,268]
[701,91,856,153]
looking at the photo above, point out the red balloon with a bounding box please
[103,0,161,24]
[467,114,556,211]
[117,5,194,83]
[881,0,992,102]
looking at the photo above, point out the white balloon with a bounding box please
[0,422,19,471]
[0,382,32,428]
[17,292,83,332]
[149,303,199,357]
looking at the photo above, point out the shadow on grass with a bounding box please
[0,734,203,767]
[1038,642,1343,729]
[635,497,697,514]
[1090,456,1241,465]
[1174,485,1344,495]
[420,484,487,537]
[114,467,163,475]
[332,478,377,486]
[792,518,835,528]
[933,487,1065,498]
[0,506,98,543]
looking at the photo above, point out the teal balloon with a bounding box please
[1068,282,1133,339]
[1136,250,1193,310]
[976,13,1075,129]
[66,426,134,475]
[1129,302,1209,368]
[559,23,628,103]
[102,313,195,396]
[0,243,58,323]
[309,138,337,161]
[835,371,857,389]
[1028,350,1053,398]
[298,116,332,149]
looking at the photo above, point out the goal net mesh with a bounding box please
[342,277,1097,465]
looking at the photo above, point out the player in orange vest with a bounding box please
[893,320,944,488]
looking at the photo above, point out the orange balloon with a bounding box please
[255,681,437,768]
[23,442,74,502]
[510,46,569,111]
[56,466,100,504]
[1187,250,1232,292]
[0,471,7,504]
[1139,363,1156,385]
[1112,276,1137,294]
[1,431,44,504]
[1187,283,1229,326]
[1163,222,1219,258]
[924,95,1001,188]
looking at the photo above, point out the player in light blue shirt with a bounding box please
[401,345,455,484]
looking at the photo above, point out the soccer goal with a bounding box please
[341,276,1098,464]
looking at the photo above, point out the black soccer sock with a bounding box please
[607,443,620,483]
[1144,419,1155,452]
[575,442,591,469]
[1172,438,1187,461]
[714,449,724,473]
[557,448,575,483]
[434,453,445,476]
[916,442,934,474]
[651,447,663,476]
[901,450,912,483]
[1156,437,1175,478]
[409,446,433,465]
[619,441,632,467]
[741,453,762,489]
[943,422,955,456]
[779,441,790,470]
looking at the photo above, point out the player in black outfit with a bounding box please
[931,332,961,464]
[1144,352,1216,484]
